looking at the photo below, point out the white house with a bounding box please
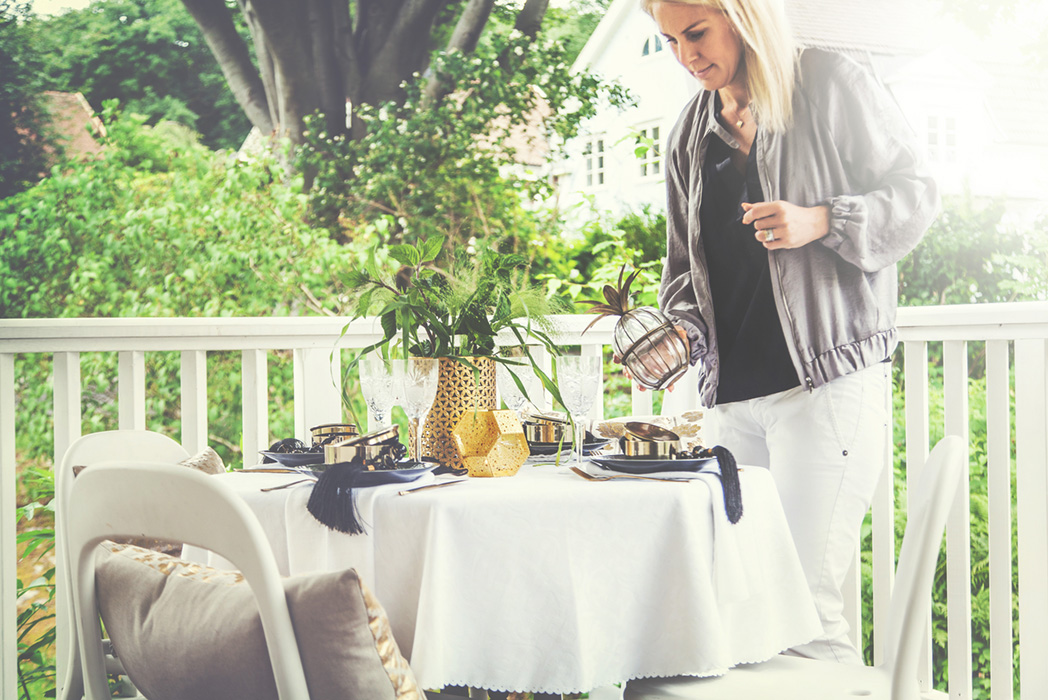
[554,0,1048,223]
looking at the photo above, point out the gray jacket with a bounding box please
[659,48,940,407]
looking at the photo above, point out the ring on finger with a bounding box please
[762,229,775,242]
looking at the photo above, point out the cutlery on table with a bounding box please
[569,466,693,483]
[398,479,468,496]
[260,478,317,492]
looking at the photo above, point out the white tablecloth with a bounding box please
[184,462,821,695]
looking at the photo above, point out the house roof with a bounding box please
[40,91,105,157]
[785,0,934,56]
[574,0,936,72]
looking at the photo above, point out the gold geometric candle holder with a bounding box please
[452,409,529,477]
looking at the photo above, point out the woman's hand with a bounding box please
[742,201,830,249]
[612,326,689,393]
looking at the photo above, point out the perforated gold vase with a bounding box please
[452,409,529,477]
[414,356,497,469]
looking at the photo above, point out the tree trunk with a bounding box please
[181,0,272,135]
[515,0,550,37]
[179,0,548,158]
[422,0,495,105]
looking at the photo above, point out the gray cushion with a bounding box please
[95,543,423,700]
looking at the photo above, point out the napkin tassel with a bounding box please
[306,462,368,534]
[711,445,743,524]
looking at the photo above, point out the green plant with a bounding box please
[16,497,56,700]
[341,233,570,410]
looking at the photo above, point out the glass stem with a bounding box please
[413,416,423,462]
[573,413,585,469]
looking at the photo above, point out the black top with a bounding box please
[701,127,800,404]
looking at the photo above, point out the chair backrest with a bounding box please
[886,435,966,697]
[67,460,311,700]
[56,430,190,700]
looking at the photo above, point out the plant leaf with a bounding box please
[388,244,420,267]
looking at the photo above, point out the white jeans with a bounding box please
[705,362,890,664]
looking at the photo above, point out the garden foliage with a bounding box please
[3,68,1045,700]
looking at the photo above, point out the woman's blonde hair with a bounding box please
[641,0,798,132]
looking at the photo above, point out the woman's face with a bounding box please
[651,2,745,93]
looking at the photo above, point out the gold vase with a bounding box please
[414,356,497,469]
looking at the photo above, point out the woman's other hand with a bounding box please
[612,326,689,393]
[742,201,830,249]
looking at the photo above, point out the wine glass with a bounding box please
[557,355,602,470]
[496,351,538,421]
[395,357,440,463]
[358,353,397,430]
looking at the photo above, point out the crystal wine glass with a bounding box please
[358,353,398,430]
[496,351,538,421]
[395,357,440,463]
[557,355,602,470]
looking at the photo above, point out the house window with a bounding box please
[584,137,606,187]
[927,114,957,163]
[637,125,662,178]
[642,34,663,57]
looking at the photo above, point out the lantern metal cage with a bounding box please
[614,307,689,391]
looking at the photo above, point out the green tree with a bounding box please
[297,26,628,249]
[36,0,251,150]
[0,0,52,197]
[899,195,1029,306]
[178,0,598,156]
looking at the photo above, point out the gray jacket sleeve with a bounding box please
[659,108,710,365]
[806,52,941,273]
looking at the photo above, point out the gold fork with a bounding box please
[569,466,692,483]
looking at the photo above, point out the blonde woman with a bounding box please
[644,0,939,664]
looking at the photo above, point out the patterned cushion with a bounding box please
[95,543,423,700]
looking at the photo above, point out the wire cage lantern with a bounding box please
[580,266,690,391]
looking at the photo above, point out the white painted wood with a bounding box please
[943,340,972,700]
[984,340,1013,700]
[242,349,269,466]
[180,350,208,455]
[1014,339,1048,700]
[904,340,933,689]
[52,351,81,697]
[0,353,17,699]
[630,385,654,417]
[293,347,343,442]
[871,369,896,666]
[118,350,146,430]
[1,306,1047,697]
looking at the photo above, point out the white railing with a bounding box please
[1,304,1046,699]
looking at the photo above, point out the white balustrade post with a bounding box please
[0,353,17,699]
[903,340,933,688]
[242,349,269,466]
[943,340,973,700]
[1015,338,1048,700]
[181,350,208,455]
[293,347,343,442]
[53,351,81,698]
[985,340,1014,700]
[118,350,146,430]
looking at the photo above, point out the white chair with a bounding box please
[56,431,190,700]
[624,434,966,700]
[66,460,311,700]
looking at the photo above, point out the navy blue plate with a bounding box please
[310,461,437,486]
[589,454,717,474]
[260,451,325,468]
